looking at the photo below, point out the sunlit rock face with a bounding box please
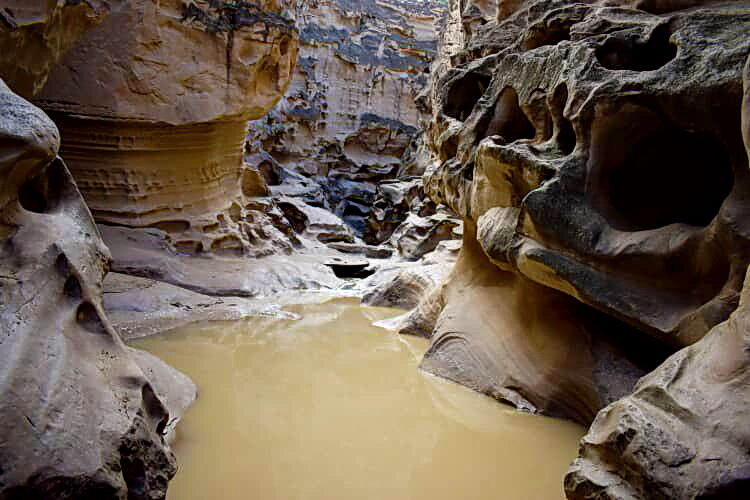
[409,0,750,425]
[0,77,195,499]
[247,0,445,237]
[33,0,299,259]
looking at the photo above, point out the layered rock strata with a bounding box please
[34,0,299,259]
[407,0,750,426]
[0,78,195,499]
[247,0,445,237]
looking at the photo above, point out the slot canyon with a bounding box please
[0,0,748,499]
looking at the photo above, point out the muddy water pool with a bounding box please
[134,298,583,500]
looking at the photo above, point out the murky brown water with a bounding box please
[134,298,584,500]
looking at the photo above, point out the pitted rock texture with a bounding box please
[246,0,445,238]
[563,46,750,500]
[32,0,299,260]
[0,79,194,499]
[407,0,750,425]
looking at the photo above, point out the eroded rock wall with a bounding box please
[563,44,750,500]
[409,0,750,427]
[247,0,445,237]
[0,76,195,499]
[33,0,300,259]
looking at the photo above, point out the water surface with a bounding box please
[135,298,583,500]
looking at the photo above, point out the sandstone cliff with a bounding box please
[247,0,446,240]
[398,0,750,495]
[34,0,299,262]
[0,70,194,500]
[407,0,750,426]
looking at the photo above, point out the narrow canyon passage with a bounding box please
[134,298,583,500]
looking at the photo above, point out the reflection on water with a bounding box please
[134,298,583,500]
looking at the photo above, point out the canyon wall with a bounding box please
[0,0,302,496]
[247,0,446,241]
[34,0,299,261]
[405,0,750,492]
[0,4,194,498]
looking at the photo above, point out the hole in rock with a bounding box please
[148,220,190,233]
[258,160,282,185]
[175,240,202,256]
[634,0,707,14]
[76,302,108,335]
[551,85,576,154]
[63,276,82,300]
[444,72,491,121]
[19,158,65,214]
[211,236,244,256]
[277,202,308,233]
[119,452,147,499]
[596,24,676,71]
[483,87,535,143]
[521,21,571,51]
[596,127,733,231]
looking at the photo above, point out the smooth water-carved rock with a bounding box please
[0,79,194,499]
[566,266,750,500]
[410,0,750,424]
[563,47,750,500]
[34,0,299,260]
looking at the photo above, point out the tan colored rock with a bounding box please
[407,0,750,425]
[0,0,111,98]
[565,265,750,499]
[33,0,299,260]
[0,79,194,499]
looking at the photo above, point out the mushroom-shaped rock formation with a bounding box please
[405,0,750,425]
[33,0,300,260]
[0,78,195,499]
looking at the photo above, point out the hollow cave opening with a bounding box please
[596,24,676,72]
[521,21,572,51]
[483,87,536,143]
[603,129,733,231]
[443,72,492,121]
[18,158,65,214]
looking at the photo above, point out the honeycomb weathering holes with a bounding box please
[482,87,535,143]
[596,24,676,72]
[592,122,733,231]
[19,158,65,214]
[444,72,491,121]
